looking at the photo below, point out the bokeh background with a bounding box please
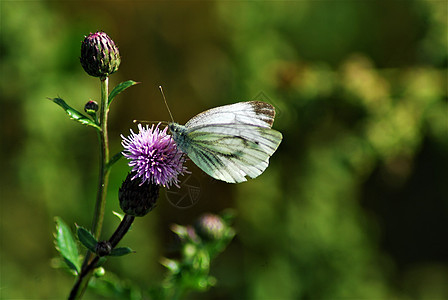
[1,1,447,299]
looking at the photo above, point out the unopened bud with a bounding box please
[119,172,159,217]
[194,213,225,241]
[80,31,121,78]
[84,100,98,116]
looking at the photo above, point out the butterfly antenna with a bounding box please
[159,86,175,123]
[133,120,169,125]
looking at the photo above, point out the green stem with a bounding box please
[70,77,110,300]
[92,76,110,238]
[68,215,135,300]
[108,215,135,248]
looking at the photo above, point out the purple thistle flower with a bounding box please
[121,123,187,188]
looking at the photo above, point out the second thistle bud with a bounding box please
[119,172,159,217]
[80,31,121,78]
[194,213,226,241]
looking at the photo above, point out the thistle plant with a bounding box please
[51,31,234,299]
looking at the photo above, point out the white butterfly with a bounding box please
[168,101,283,183]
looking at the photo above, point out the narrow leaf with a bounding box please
[108,80,139,107]
[160,257,180,273]
[170,224,190,240]
[54,217,80,274]
[106,152,123,170]
[50,97,100,130]
[112,211,125,222]
[96,257,107,267]
[109,247,135,257]
[77,226,98,253]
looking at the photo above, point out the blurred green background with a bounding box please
[1,1,447,299]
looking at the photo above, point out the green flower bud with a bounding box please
[119,172,159,217]
[80,31,121,78]
[94,267,106,278]
[194,213,225,241]
[84,100,98,117]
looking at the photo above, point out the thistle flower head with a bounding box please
[80,31,121,78]
[121,123,187,188]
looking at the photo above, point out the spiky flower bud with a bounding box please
[119,172,159,217]
[80,31,121,78]
[194,213,226,241]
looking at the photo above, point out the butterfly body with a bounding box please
[168,123,193,153]
[169,101,282,183]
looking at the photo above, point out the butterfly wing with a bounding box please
[185,124,282,183]
[185,101,276,129]
[180,101,282,183]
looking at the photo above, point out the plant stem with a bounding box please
[68,257,100,300]
[92,76,110,239]
[109,214,135,248]
[68,215,135,300]
[70,77,111,300]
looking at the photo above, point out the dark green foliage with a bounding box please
[50,97,100,129]
[154,213,236,299]
[108,80,140,107]
[54,217,81,274]
[107,152,123,170]
[109,247,135,257]
[76,226,97,254]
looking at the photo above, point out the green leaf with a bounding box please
[112,211,125,222]
[54,217,80,274]
[77,226,98,253]
[109,247,135,257]
[171,224,189,239]
[96,257,108,268]
[220,209,237,224]
[106,152,123,170]
[108,80,139,107]
[50,97,100,130]
[160,257,180,273]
